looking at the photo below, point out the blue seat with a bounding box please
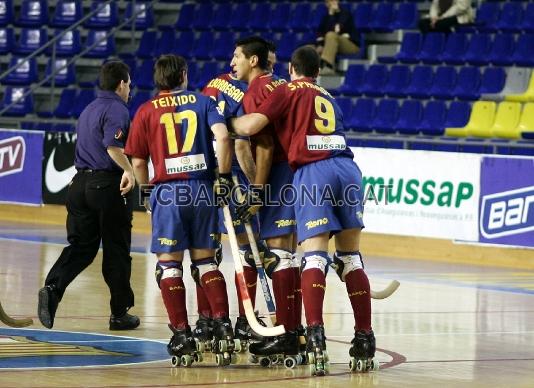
[379,32,421,63]
[212,31,234,60]
[310,3,327,30]
[172,31,194,58]
[84,1,118,29]
[336,97,353,124]
[273,62,289,80]
[452,67,481,100]
[383,65,411,98]
[228,4,251,30]
[373,99,399,133]
[154,30,175,57]
[417,33,446,64]
[124,2,154,29]
[0,0,14,26]
[50,0,82,28]
[69,89,96,118]
[83,30,115,58]
[51,89,76,118]
[395,100,423,135]
[186,62,198,91]
[288,3,311,31]
[192,31,214,60]
[479,67,506,94]
[52,123,75,132]
[136,30,157,59]
[405,65,434,99]
[335,64,365,96]
[14,28,47,55]
[347,98,376,132]
[521,3,534,32]
[132,59,155,90]
[44,58,75,86]
[488,34,516,66]
[418,101,447,135]
[428,66,457,100]
[268,2,290,31]
[3,57,38,85]
[0,27,14,54]
[470,2,499,32]
[495,2,523,32]
[209,4,229,30]
[439,33,469,64]
[47,29,81,57]
[1,87,33,116]
[444,101,471,129]
[16,0,48,27]
[511,34,534,66]
[191,3,213,30]
[391,2,418,29]
[361,64,389,97]
[174,3,194,30]
[193,62,222,91]
[276,33,297,62]
[248,3,272,31]
[464,33,492,65]
[353,3,373,32]
[129,90,151,118]
[370,3,394,32]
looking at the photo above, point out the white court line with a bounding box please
[328,330,534,338]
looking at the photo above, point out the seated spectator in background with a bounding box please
[316,0,359,76]
[419,0,474,34]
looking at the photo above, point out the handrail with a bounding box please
[0,0,157,117]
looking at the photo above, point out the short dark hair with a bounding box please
[235,36,269,70]
[266,40,276,54]
[154,54,187,90]
[99,61,130,91]
[290,46,320,78]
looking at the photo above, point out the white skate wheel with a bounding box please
[196,341,205,352]
[171,355,180,367]
[259,357,271,367]
[219,340,227,352]
[356,359,365,372]
[181,355,193,367]
[234,339,242,352]
[349,357,357,371]
[284,356,296,369]
[370,359,380,371]
[215,353,224,366]
[194,352,203,363]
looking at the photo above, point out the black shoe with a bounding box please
[38,285,60,329]
[109,312,140,330]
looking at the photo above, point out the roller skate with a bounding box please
[306,325,330,376]
[296,325,308,364]
[234,313,265,352]
[167,324,203,367]
[349,330,379,373]
[192,315,213,352]
[248,331,303,369]
[212,317,241,366]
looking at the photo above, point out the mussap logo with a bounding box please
[480,186,534,239]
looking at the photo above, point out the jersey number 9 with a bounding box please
[314,95,336,135]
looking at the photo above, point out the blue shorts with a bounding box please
[293,157,365,243]
[218,168,260,235]
[150,180,219,253]
[259,161,296,240]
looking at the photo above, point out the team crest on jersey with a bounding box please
[181,156,190,164]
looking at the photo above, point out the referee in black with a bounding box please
[38,61,140,330]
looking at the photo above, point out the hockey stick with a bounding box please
[0,301,33,327]
[223,205,285,337]
[371,280,400,300]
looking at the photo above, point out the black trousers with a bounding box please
[45,170,134,316]
[419,16,460,34]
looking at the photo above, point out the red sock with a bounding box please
[196,283,212,318]
[345,269,372,331]
[160,276,188,329]
[200,270,229,319]
[235,266,257,317]
[301,268,326,326]
[292,267,302,327]
[272,268,296,330]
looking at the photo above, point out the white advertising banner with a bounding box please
[351,147,481,240]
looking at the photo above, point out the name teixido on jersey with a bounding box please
[151,93,197,109]
[205,78,245,102]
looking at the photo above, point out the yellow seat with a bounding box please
[446,101,496,138]
[506,72,534,102]
[515,102,534,139]
[491,102,522,139]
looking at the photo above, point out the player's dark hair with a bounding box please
[99,61,130,91]
[154,54,188,90]
[290,46,320,78]
[235,36,269,70]
[266,40,276,53]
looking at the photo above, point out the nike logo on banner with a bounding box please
[45,148,76,193]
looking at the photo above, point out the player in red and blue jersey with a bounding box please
[231,36,302,360]
[125,55,239,366]
[232,46,376,376]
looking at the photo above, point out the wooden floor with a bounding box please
[1,212,534,387]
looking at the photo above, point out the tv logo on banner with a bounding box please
[480,186,534,239]
[0,136,25,178]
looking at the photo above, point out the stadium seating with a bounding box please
[16,0,48,27]
[516,103,534,139]
[347,98,376,132]
[0,0,14,26]
[84,1,118,29]
[50,0,83,28]
[1,87,34,116]
[506,71,534,102]
[490,102,522,139]
[47,29,82,57]
[2,57,37,85]
[83,30,115,58]
[123,2,154,30]
[0,27,14,54]
[43,58,76,87]
[447,101,496,137]
[14,28,47,55]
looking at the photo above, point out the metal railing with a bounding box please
[0,0,157,117]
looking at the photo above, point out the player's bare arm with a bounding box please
[235,138,256,183]
[212,123,233,174]
[131,157,149,186]
[252,133,274,187]
[231,113,270,137]
[107,146,135,195]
